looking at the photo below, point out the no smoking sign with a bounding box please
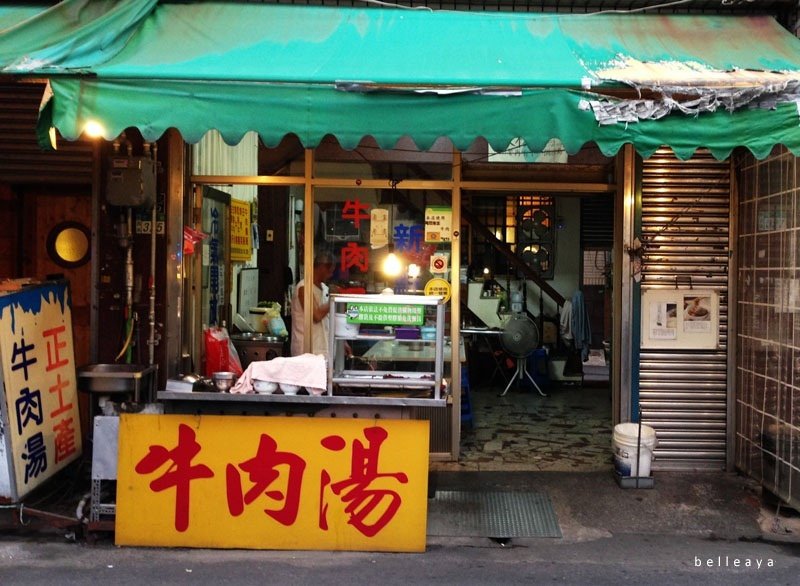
[430,253,448,274]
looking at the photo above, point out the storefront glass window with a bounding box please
[310,187,452,303]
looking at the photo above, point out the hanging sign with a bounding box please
[369,208,389,249]
[116,414,429,552]
[0,281,82,501]
[424,206,452,243]
[424,278,451,303]
[230,198,252,261]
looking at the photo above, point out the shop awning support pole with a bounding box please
[302,148,314,355]
[450,150,463,460]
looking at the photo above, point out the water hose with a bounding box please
[115,311,135,362]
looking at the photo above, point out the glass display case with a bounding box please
[328,293,447,405]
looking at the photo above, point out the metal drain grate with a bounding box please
[427,491,561,538]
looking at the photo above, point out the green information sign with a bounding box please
[345,303,424,326]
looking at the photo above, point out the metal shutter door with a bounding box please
[640,148,730,470]
[0,82,93,185]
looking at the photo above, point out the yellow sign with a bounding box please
[116,414,429,552]
[0,281,82,500]
[424,206,452,242]
[424,278,451,303]
[230,198,252,262]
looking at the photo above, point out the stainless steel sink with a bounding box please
[77,363,157,399]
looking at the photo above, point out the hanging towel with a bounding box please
[571,290,592,362]
[560,299,573,342]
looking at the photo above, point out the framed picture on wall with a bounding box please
[641,289,719,350]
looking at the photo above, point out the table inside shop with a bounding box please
[460,327,509,385]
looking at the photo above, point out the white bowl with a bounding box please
[308,387,326,396]
[252,379,277,394]
[280,383,301,395]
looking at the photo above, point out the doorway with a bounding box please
[446,184,616,472]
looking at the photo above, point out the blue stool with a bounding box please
[460,365,473,428]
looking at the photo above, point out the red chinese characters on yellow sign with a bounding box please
[0,282,82,501]
[116,415,429,552]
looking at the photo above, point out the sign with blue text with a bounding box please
[0,281,82,501]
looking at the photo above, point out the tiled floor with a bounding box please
[431,380,613,472]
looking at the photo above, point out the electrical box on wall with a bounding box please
[106,156,156,208]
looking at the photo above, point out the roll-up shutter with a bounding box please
[0,82,93,185]
[581,194,614,249]
[639,148,730,470]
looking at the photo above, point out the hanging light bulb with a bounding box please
[82,119,106,138]
[382,179,404,278]
[382,247,403,277]
[407,263,421,278]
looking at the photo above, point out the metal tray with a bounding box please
[77,363,157,394]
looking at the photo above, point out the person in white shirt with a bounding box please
[291,251,335,359]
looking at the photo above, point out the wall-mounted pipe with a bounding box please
[115,208,135,362]
[148,200,157,365]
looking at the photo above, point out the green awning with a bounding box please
[0,0,157,71]
[46,78,800,161]
[4,1,800,159]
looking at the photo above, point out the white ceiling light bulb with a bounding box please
[382,251,403,278]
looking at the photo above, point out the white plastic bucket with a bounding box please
[613,422,657,478]
[334,313,359,337]
[248,307,269,333]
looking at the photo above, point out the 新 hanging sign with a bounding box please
[116,414,429,551]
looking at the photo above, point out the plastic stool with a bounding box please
[460,365,473,428]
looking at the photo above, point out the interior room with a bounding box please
[452,181,615,472]
[252,135,618,471]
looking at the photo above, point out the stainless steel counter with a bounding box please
[158,390,442,407]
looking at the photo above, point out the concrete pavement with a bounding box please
[3,469,799,544]
[431,470,783,543]
[2,470,800,585]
